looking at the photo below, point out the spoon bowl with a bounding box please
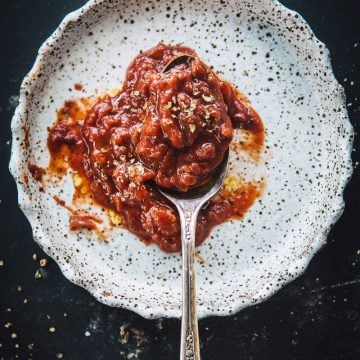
[163,54,195,73]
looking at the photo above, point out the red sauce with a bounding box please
[69,214,103,231]
[24,125,30,150]
[74,83,83,91]
[47,44,265,252]
[53,195,76,213]
[28,163,46,182]
[23,173,29,187]
[53,195,104,235]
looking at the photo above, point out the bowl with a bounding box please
[10,0,353,318]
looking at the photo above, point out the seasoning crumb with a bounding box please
[27,343,34,350]
[0,260,4,266]
[156,319,163,330]
[63,312,67,317]
[84,331,91,337]
[34,270,42,279]
[223,174,242,193]
[119,325,129,344]
[189,124,196,133]
[127,350,141,359]
[72,173,83,188]
[23,298,28,304]
[11,333,18,339]
[4,322,12,328]
[17,285,22,292]
[40,259,48,267]
[357,249,360,255]
[49,326,56,333]
[5,308,12,313]
[32,253,37,261]
[56,353,64,359]
[201,94,214,102]
[109,210,123,226]
[189,99,196,112]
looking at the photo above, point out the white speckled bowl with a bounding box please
[10,0,353,319]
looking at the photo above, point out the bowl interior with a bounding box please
[10,0,352,318]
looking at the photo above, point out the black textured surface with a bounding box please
[0,1,359,359]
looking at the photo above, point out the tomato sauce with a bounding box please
[28,163,46,182]
[47,44,264,252]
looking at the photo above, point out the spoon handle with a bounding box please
[179,208,201,360]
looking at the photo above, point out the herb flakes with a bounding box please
[189,124,196,133]
[202,94,214,102]
[189,99,197,112]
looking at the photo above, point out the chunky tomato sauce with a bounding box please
[47,44,264,252]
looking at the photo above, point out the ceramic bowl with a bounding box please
[10,0,353,318]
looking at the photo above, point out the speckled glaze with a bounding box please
[9,0,353,319]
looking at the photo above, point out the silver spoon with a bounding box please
[159,151,229,360]
[163,54,194,73]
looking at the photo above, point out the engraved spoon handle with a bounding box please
[179,207,201,360]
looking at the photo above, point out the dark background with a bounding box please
[0,0,359,359]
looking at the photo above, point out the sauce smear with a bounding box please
[47,44,265,252]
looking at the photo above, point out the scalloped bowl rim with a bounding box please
[9,0,353,319]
